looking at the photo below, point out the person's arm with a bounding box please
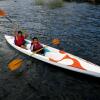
[30,43,34,51]
[40,43,43,48]
[14,31,18,39]
[15,35,18,41]
[14,31,17,36]
[23,33,28,39]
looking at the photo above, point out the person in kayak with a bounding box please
[14,31,27,49]
[30,37,44,54]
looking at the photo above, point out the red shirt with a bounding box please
[15,35,25,46]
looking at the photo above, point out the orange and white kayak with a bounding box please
[5,35,100,77]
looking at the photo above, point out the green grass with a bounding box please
[48,0,64,9]
[35,0,44,5]
[35,0,64,9]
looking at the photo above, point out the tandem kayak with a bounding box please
[5,35,100,77]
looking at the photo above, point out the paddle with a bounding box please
[0,8,20,35]
[8,58,23,71]
[0,9,6,16]
[51,38,60,45]
[0,9,13,23]
[8,39,61,71]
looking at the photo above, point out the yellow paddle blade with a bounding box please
[52,38,60,45]
[0,9,7,16]
[8,59,23,71]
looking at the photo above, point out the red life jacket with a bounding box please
[15,35,25,46]
[31,42,43,51]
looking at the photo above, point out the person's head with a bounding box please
[18,31,22,36]
[32,37,39,43]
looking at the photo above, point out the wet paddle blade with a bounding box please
[0,9,6,16]
[52,38,60,45]
[8,59,23,71]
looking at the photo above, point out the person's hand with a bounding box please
[14,31,18,36]
[24,33,28,38]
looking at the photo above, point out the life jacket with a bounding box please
[15,35,25,46]
[31,42,43,51]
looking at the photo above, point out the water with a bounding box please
[0,0,100,100]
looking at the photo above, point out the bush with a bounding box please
[48,0,64,9]
[35,0,64,9]
[35,0,45,5]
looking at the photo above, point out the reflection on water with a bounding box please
[0,0,100,100]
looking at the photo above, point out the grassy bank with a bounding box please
[35,0,64,9]
[35,0,45,5]
[48,0,64,9]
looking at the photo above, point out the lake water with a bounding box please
[0,0,100,100]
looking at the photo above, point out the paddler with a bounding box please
[30,37,44,54]
[14,31,28,49]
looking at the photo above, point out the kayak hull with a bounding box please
[5,35,100,77]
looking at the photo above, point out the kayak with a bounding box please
[5,35,100,77]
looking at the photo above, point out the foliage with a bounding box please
[35,0,64,9]
[48,0,64,9]
[35,0,45,5]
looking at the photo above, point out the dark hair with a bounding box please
[18,31,22,34]
[32,37,38,40]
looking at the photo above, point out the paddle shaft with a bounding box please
[5,16,13,23]
[32,45,48,54]
[0,9,61,44]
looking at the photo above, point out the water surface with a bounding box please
[0,0,100,100]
